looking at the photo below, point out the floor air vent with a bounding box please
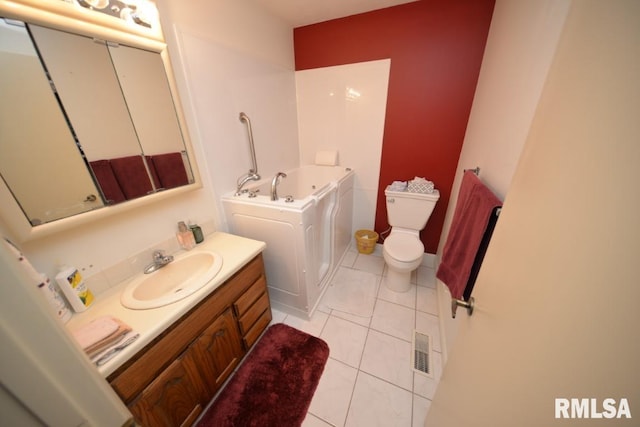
[412,330,433,378]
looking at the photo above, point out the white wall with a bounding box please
[296,59,391,231]
[157,0,300,231]
[435,0,571,358]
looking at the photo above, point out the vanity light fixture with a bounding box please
[74,0,157,29]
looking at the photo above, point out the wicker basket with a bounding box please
[354,229,379,254]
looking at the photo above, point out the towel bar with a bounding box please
[451,297,474,318]
[464,167,480,176]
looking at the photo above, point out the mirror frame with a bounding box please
[0,0,201,242]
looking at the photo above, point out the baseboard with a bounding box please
[422,252,437,268]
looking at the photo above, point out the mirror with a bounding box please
[0,19,105,224]
[0,12,195,230]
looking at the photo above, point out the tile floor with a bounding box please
[269,244,443,427]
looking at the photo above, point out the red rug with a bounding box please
[196,323,330,427]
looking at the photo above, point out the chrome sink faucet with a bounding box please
[271,172,287,201]
[144,250,174,274]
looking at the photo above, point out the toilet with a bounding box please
[383,185,439,292]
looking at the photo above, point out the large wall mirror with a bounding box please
[0,0,200,242]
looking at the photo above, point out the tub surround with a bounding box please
[65,232,266,377]
[295,60,390,234]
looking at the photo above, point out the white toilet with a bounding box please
[383,185,439,292]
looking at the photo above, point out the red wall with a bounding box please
[294,0,495,253]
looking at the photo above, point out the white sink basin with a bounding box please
[120,251,223,309]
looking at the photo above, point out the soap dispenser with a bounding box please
[189,222,204,244]
[177,221,196,250]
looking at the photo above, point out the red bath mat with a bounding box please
[196,323,330,427]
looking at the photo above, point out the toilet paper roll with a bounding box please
[315,150,339,166]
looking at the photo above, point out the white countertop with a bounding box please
[65,232,266,378]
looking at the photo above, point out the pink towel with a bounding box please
[436,171,502,299]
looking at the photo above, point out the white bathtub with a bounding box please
[222,165,354,318]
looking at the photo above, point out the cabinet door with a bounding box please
[128,356,202,427]
[192,308,244,397]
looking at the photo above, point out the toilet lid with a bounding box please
[385,234,424,261]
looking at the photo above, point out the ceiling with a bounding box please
[252,0,419,28]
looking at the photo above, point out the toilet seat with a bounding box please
[384,233,424,263]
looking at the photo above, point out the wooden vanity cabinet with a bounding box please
[188,307,244,396]
[127,353,204,427]
[233,275,272,349]
[107,254,271,427]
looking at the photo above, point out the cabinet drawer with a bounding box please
[228,255,264,298]
[238,291,270,335]
[233,275,267,316]
[243,309,272,349]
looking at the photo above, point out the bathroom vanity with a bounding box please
[66,232,271,426]
[109,254,270,425]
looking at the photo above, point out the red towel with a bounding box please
[436,171,502,299]
[149,152,189,190]
[109,155,154,200]
[89,160,126,205]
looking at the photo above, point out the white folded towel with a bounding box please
[408,177,435,194]
[389,181,408,191]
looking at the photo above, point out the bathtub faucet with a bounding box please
[236,172,260,195]
[271,172,287,201]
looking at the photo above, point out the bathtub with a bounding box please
[222,165,354,318]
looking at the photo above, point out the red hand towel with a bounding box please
[109,155,154,200]
[436,171,502,299]
[89,160,126,205]
[150,152,189,190]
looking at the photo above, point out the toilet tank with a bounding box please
[385,186,440,231]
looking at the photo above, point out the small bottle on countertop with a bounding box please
[38,274,72,323]
[176,221,196,250]
[189,223,204,244]
[55,266,94,313]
